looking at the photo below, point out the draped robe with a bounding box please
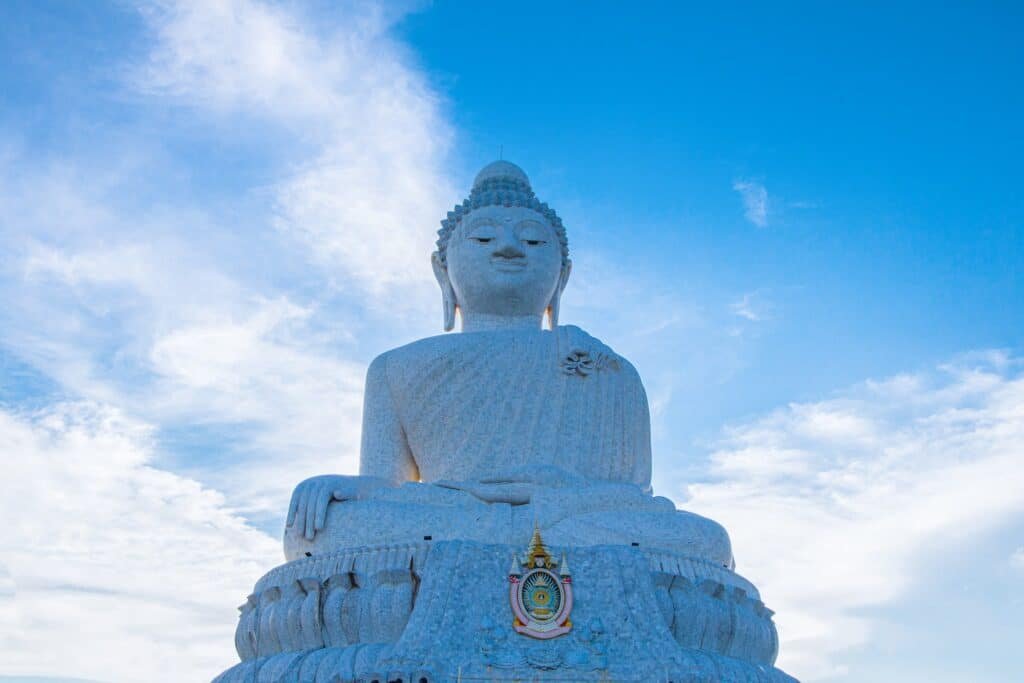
[361,325,652,490]
[284,325,732,568]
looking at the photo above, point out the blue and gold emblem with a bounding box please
[508,527,573,639]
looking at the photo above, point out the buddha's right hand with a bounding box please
[286,475,390,541]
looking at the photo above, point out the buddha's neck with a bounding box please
[460,311,544,333]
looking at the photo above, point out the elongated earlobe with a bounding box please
[546,260,572,329]
[431,251,458,331]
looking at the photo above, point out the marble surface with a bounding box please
[283,478,735,569]
[218,541,794,683]
[213,161,799,682]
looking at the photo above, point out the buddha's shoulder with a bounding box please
[372,332,486,366]
[369,326,640,382]
[555,324,641,378]
[367,333,487,383]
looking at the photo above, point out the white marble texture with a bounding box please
[217,541,793,683]
[214,161,798,682]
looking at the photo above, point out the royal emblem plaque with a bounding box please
[508,527,573,639]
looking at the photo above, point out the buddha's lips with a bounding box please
[490,258,527,271]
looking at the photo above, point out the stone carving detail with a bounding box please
[234,594,257,661]
[558,325,621,377]
[214,161,798,682]
[561,348,597,376]
[479,615,524,669]
[565,618,609,670]
[234,555,419,662]
[321,573,350,648]
[257,587,282,657]
[227,541,784,677]
[368,569,414,643]
[508,528,573,639]
[217,541,793,683]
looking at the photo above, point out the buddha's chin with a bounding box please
[470,292,549,316]
[478,273,556,298]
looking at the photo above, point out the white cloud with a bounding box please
[679,352,1024,680]
[145,296,368,508]
[730,291,773,322]
[0,0,458,510]
[733,178,769,227]
[0,165,369,510]
[731,295,761,321]
[137,0,456,303]
[0,5,460,674]
[0,402,279,682]
[1011,547,1024,570]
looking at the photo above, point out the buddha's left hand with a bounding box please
[434,480,535,504]
[434,464,586,504]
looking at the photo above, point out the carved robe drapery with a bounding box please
[361,325,652,491]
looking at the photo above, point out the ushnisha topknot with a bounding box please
[435,160,569,266]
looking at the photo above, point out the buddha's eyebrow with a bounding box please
[516,219,547,230]
[466,216,498,230]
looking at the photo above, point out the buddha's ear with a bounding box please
[431,251,458,331]
[546,259,573,329]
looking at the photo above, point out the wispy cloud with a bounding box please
[730,291,772,322]
[733,178,769,227]
[1011,547,1024,570]
[0,0,457,508]
[1,159,368,511]
[0,402,279,682]
[137,0,456,303]
[681,351,1024,680]
[0,3,458,676]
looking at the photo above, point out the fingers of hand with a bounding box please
[297,486,311,534]
[314,483,330,532]
[304,483,322,540]
[286,487,301,527]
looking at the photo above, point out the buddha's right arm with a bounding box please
[358,352,420,485]
[286,354,418,541]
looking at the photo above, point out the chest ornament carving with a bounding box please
[557,325,621,377]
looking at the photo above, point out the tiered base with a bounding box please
[214,541,798,682]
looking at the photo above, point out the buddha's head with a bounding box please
[432,161,572,331]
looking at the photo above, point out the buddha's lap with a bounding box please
[283,483,732,568]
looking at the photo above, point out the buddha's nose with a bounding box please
[492,232,525,259]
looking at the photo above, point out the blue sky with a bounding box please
[1,2,1022,681]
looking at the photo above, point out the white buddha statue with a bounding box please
[283,161,731,568]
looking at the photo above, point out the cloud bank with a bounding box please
[138,0,455,300]
[2,1,456,679]
[0,402,279,681]
[683,351,1024,679]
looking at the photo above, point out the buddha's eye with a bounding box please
[517,220,551,246]
[472,237,494,244]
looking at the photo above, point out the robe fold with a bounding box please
[380,325,652,490]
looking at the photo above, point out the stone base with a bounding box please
[214,541,798,683]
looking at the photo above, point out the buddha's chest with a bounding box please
[389,333,633,482]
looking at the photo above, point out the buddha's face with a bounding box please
[443,205,566,320]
